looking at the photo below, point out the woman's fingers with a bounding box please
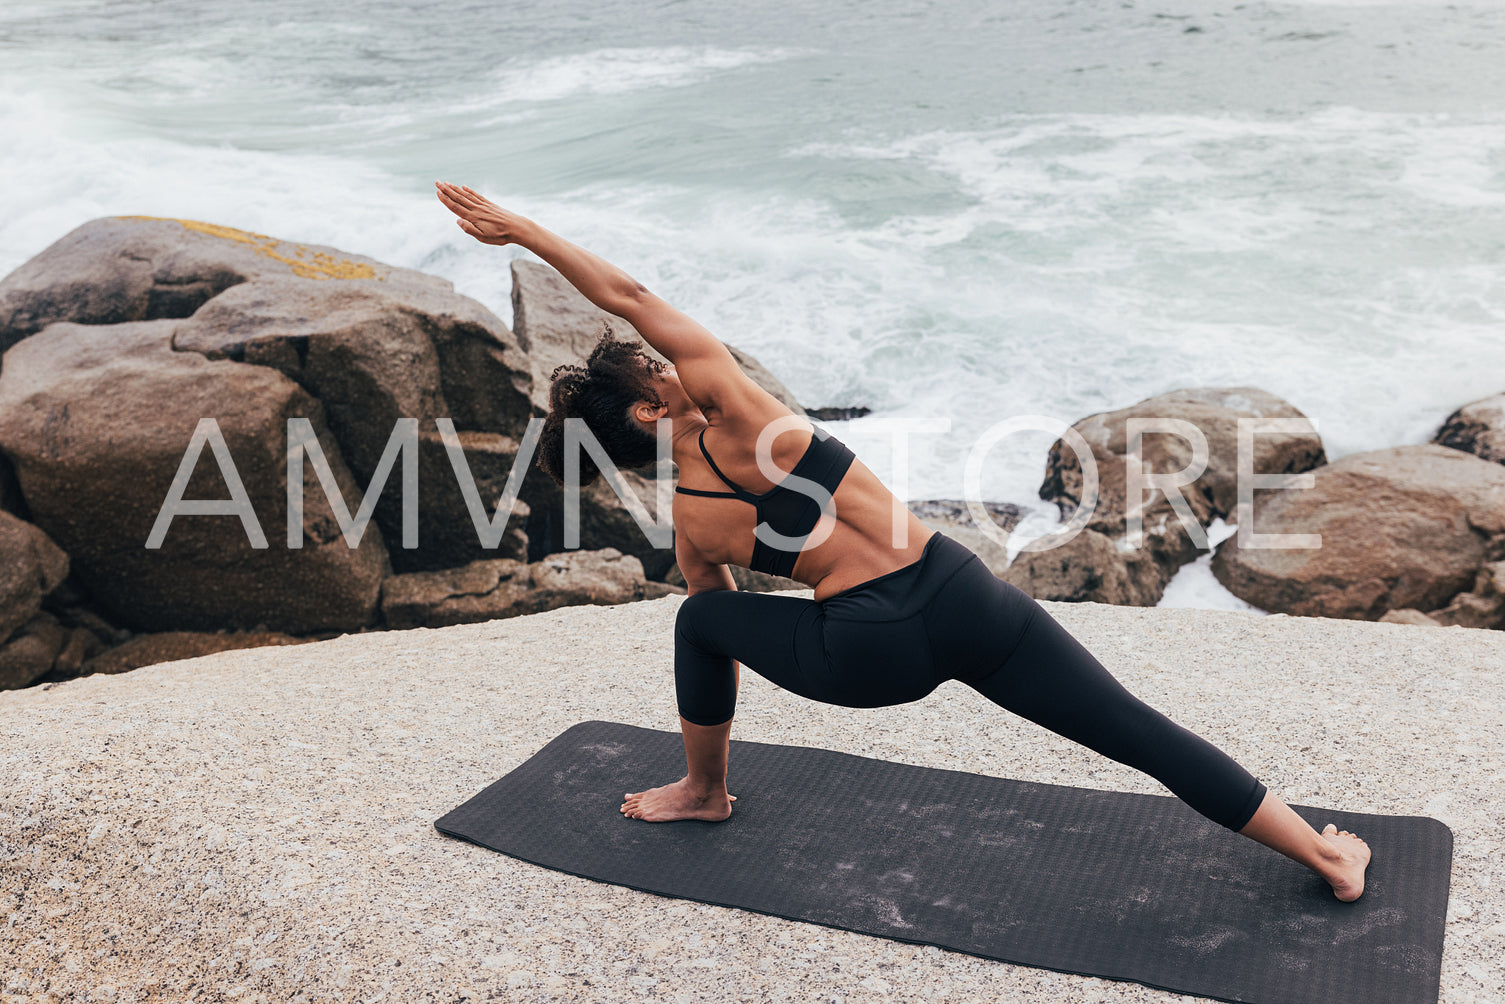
[440,181,489,212]
[437,187,487,227]
[436,181,517,246]
[437,181,508,222]
[456,186,503,214]
[435,181,477,209]
[461,222,492,240]
[436,183,469,209]
[435,186,470,216]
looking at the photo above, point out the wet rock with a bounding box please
[1000,529,1165,606]
[1031,387,1325,605]
[1213,445,1505,620]
[0,511,69,645]
[0,320,388,634]
[1434,392,1505,466]
[380,548,648,629]
[1041,387,1325,534]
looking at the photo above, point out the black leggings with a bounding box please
[675,531,1267,832]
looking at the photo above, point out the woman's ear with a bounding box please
[635,400,668,425]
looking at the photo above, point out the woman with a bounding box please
[435,181,1372,902]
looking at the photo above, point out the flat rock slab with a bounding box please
[440,721,1452,1004]
[1,600,1501,1003]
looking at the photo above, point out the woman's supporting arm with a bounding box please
[675,529,737,595]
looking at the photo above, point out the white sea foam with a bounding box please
[1275,0,1497,6]
[771,107,1505,498]
[479,46,802,106]
[0,88,467,304]
[1157,520,1267,614]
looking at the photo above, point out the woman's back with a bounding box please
[671,394,935,600]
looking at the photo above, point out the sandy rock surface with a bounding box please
[2,598,1501,1003]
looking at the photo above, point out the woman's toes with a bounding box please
[1323,823,1337,835]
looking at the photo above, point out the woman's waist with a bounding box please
[814,529,980,614]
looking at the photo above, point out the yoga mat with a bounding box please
[435,721,1452,1004]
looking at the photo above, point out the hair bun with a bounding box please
[534,325,666,487]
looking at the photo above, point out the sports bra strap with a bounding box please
[674,485,741,499]
[696,427,760,502]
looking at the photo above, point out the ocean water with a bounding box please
[2,0,1503,606]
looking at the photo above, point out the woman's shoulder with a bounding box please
[705,397,811,444]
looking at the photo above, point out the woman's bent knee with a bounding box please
[674,590,722,647]
[674,592,739,726]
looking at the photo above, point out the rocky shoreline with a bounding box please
[2,217,1502,690]
[1001,388,1505,633]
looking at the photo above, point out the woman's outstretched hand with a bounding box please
[435,181,532,247]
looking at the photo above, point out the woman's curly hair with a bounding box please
[536,325,667,487]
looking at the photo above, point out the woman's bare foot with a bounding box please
[620,777,733,822]
[1238,791,1374,902]
[1319,823,1372,902]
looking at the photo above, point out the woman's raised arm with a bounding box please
[436,182,758,412]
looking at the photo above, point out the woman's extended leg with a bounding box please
[965,599,1268,829]
[958,581,1371,900]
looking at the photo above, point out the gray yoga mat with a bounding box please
[435,721,1452,1004]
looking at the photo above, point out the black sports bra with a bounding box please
[674,425,857,578]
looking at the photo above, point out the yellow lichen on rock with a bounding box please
[121,216,379,280]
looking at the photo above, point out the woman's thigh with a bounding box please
[921,555,1038,684]
[821,610,940,707]
[674,590,828,723]
[674,589,942,718]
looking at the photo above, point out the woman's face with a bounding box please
[653,364,685,404]
[634,363,694,430]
